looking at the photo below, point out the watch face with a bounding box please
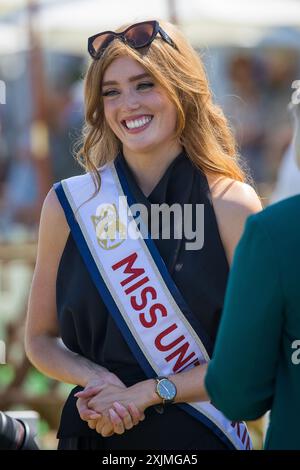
[157,378,176,400]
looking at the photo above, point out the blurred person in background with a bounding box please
[262,51,297,184]
[2,130,38,226]
[46,79,84,183]
[25,19,261,450]
[271,82,300,203]
[225,54,267,185]
[0,131,9,218]
[225,51,298,200]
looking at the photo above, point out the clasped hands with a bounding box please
[75,374,155,438]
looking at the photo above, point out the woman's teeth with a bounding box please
[124,116,153,129]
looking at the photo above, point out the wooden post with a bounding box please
[27,0,52,221]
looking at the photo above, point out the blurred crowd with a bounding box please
[223,50,297,187]
[0,52,84,241]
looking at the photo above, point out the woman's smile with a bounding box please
[121,114,154,133]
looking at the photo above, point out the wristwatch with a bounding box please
[155,376,177,406]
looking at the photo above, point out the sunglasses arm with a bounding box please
[158,28,178,50]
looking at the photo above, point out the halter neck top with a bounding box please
[56,149,229,439]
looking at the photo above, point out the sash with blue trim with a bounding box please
[54,160,252,450]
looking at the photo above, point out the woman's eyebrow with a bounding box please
[102,73,151,87]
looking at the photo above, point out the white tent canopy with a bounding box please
[1,0,300,54]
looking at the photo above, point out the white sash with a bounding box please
[54,162,252,450]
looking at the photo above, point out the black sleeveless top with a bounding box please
[56,150,230,449]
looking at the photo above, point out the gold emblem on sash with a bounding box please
[91,203,126,250]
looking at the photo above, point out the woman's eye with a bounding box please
[102,82,154,96]
[137,82,154,90]
[102,89,119,97]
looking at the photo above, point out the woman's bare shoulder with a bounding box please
[206,174,262,264]
[206,174,262,214]
[41,187,69,228]
[37,188,70,261]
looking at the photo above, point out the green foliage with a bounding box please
[0,364,15,389]
[38,418,50,436]
[57,381,74,398]
[24,368,51,395]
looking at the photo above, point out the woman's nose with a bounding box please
[121,90,140,110]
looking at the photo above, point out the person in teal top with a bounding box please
[205,194,300,450]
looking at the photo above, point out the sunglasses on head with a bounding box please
[88,20,178,60]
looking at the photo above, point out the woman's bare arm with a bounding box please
[25,188,117,387]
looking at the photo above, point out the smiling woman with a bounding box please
[100,56,181,194]
[25,19,262,451]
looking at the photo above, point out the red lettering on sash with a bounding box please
[131,287,157,311]
[125,276,149,295]
[140,303,167,328]
[165,342,196,373]
[112,252,144,286]
[155,324,184,351]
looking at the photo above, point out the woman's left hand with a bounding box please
[87,401,144,436]
[75,374,125,422]
[75,379,157,436]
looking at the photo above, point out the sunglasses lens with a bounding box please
[91,33,115,56]
[124,23,155,48]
